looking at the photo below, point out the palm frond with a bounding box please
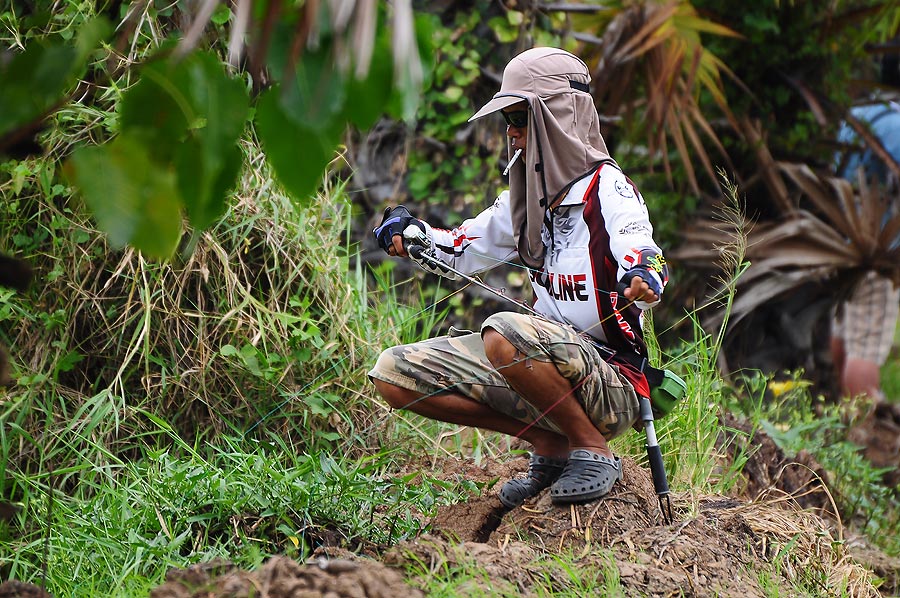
[734,116,794,214]
[573,1,740,194]
[676,164,900,333]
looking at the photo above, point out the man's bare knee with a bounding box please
[373,378,419,410]
[483,327,518,369]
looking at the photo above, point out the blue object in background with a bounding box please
[837,102,900,184]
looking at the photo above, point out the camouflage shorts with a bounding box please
[368,311,640,440]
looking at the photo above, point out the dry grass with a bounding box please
[3,142,382,455]
[704,492,881,597]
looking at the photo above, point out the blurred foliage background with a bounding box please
[1,0,900,594]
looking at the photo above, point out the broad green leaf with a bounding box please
[0,43,76,136]
[488,16,518,43]
[74,16,112,64]
[65,136,182,259]
[211,4,231,25]
[0,17,109,139]
[176,140,244,230]
[304,394,332,417]
[173,53,249,229]
[120,51,249,230]
[255,87,339,206]
[118,61,193,161]
[279,45,347,134]
[179,52,249,143]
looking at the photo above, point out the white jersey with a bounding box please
[421,162,666,354]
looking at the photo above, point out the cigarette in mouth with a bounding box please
[503,148,523,176]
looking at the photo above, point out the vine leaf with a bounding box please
[0,17,109,155]
[341,32,396,130]
[255,86,338,205]
[65,136,182,259]
[68,50,250,254]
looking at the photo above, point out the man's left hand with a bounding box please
[623,274,658,304]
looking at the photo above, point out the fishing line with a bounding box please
[243,279,473,436]
[442,246,622,297]
[408,242,647,342]
[460,242,733,341]
[247,241,648,448]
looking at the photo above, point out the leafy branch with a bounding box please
[1,0,431,259]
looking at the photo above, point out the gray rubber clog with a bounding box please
[499,454,567,509]
[550,449,622,504]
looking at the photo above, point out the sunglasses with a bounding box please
[501,110,528,128]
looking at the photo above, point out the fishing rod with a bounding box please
[403,227,675,524]
[406,238,542,318]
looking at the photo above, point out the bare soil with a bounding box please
[4,420,899,598]
[848,401,900,489]
[141,422,900,598]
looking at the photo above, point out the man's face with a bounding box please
[502,101,528,151]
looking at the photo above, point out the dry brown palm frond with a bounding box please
[778,164,900,278]
[572,0,743,194]
[679,165,900,333]
[734,116,794,214]
[844,109,900,182]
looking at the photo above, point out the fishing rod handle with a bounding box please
[403,224,429,249]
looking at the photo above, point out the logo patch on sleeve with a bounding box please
[619,222,650,235]
[614,180,635,198]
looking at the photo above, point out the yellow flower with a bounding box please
[768,380,796,397]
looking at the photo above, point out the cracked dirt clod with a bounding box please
[149,555,424,598]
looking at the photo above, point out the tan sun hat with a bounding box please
[469,47,593,122]
[469,47,614,269]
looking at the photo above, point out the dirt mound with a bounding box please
[719,413,833,513]
[146,450,892,598]
[149,555,423,598]
[420,458,795,597]
[419,456,887,597]
[0,581,51,598]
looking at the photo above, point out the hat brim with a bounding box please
[468,94,527,122]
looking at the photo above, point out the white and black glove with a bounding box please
[617,250,668,309]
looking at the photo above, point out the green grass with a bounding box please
[875,313,900,400]
[1,420,483,595]
[400,545,626,598]
[726,369,900,557]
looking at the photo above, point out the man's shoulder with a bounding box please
[491,189,511,212]
[595,164,641,201]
